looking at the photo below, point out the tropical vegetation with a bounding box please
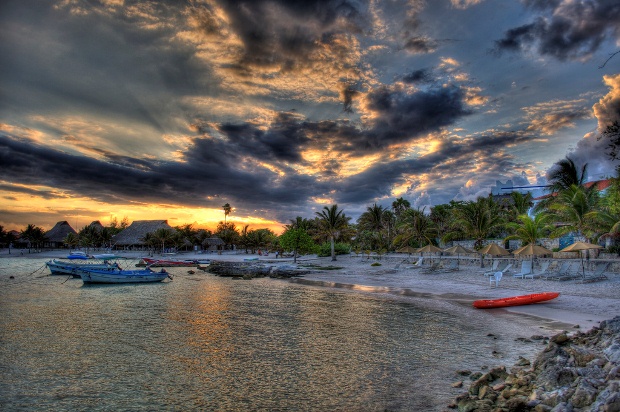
[5,155,619,256]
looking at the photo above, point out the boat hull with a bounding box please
[46,259,121,277]
[79,268,170,284]
[473,292,560,309]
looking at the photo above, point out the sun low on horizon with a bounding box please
[1,0,619,233]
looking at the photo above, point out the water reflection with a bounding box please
[0,259,540,411]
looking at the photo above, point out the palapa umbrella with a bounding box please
[396,246,418,256]
[513,243,552,257]
[513,243,552,273]
[417,244,443,263]
[443,245,473,267]
[559,241,604,279]
[478,243,510,268]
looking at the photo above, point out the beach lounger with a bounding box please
[483,261,506,276]
[542,261,569,280]
[421,261,441,273]
[547,262,581,281]
[580,262,609,283]
[406,257,424,269]
[525,261,551,279]
[513,260,533,279]
[438,260,459,272]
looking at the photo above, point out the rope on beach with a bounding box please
[28,264,47,277]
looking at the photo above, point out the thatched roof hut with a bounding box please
[112,220,174,248]
[44,221,77,247]
[89,220,105,232]
[203,237,225,250]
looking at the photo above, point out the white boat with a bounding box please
[91,253,121,260]
[46,259,121,277]
[78,267,171,284]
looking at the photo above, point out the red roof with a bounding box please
[532,178,613,201]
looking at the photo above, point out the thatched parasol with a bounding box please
[396,246,418,255]
[443,245,473,267]
[560,241,603,278]
[478,243,510,268]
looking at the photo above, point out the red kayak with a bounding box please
[473,292,560,309]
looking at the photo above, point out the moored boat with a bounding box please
[46,259,121,277]
[67,251,89,260]
[92,253,121,260]
[473,292,560,309]
[78,267,171,284]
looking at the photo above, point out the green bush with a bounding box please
[370,262,381,266]
[317,242,351,257]
[607,245,620,255]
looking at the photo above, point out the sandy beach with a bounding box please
[5,249,619,333]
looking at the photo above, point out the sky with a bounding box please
[1,0,620,233]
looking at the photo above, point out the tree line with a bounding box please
[2,157,618,259]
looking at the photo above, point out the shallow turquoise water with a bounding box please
[0,258,536,411]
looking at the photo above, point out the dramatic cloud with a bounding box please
[569,74,620,179]
[494,0,620,61]
[0,0,613,229]
[523,99,592,135]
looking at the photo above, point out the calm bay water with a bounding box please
[0,258,538,411]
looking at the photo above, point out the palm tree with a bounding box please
[20,224,44,253]
[548,184,599,241]
[78,225,99,253]
[393,208,437,249]
[222,203,232,224]
[587,207,620,244]
[63,232,80,250]
[510,192,533,216]
[547,157,588,193]
[357,204,387,251]
[392,197,411,218]
[382,209,396,251]
[215,222,240,250]
[358,203,385,231]
[505,213,553,245]
[286,216,314,231]
[315,204,350,261]
[150,228,176,254]
[175,224,197,251]
[445,197,504,250]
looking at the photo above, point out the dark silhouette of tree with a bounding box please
[598,120,620,160]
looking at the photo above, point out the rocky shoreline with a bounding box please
[204,260,311,279]
[445,316,620,412]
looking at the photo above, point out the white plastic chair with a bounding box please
[489,271,502,287]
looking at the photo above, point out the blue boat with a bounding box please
[67,251,89,260]
[78,267,171,284]
[46,259,121,277]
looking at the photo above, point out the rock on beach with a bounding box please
[446,316,620,412]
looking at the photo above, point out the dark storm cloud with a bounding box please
[402,69,434,84]
[0,133,327,216]
[494,0,620,61]
[403,36,438,54]
[215,113,311,163]
[201,83,474,160]
[0,1,216,130]
[341,84,359,113]
[363,85,473,146]
[213,0,369,70]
